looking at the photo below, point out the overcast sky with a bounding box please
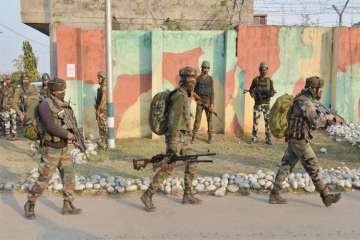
[0,0,359,74]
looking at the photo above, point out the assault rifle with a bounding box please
[196,99,222,121]
[242,89,275,101]
[313,100,349,127]
[58,104,89,160]
[133,152,216,171]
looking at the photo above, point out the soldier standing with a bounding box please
[24,78,82,219]
[141,66,201,212]
[249,62,276,144]
[40,73,51,97]
[192,61,215,144]
[95,71,108,150]
[0,76,17,140]
[269,76,341,207]
[13,73,40,125]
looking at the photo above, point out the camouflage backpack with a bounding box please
[269,94,294,138]
[23,95,43,141]
[149,90,175,135]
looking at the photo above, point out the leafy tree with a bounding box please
[22,41,40,81]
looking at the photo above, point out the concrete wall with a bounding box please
[56,25,360,139]
[22,0,254,32]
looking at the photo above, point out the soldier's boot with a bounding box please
[269,189,287,204]
[207,133,212,144]
[62,200,82,215]
[320,190,341,207]
[265,139,272,145]
[191,134,196,144]
[182,191,202,205]
[251,136,257,143]
[141,189,156,212]
[24,200,36,219]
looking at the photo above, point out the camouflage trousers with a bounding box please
[192,96,213,134]
[273,140,326,193]
[252,104,271,141]
[28,147,75,203]
[148,131,197,194]
[97,113,108,146]
[0,108,17,136]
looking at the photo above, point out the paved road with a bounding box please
[0,191,360,240]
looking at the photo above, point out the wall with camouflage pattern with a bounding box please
[55,25,360,139]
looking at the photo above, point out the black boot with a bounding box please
[24,200,36,219]
[207,133,212,144]
[62,200,82,215]
[141,189,156,212]
[182,191,202,204]
[321,190,341,207]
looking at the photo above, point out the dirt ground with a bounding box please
[1,131,359,183]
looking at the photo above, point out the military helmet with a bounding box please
[305,76,324,88]
[41,73,51,82]
[179,66,197,78]
[201,61,210,68]
[48,78,66,91]
[259,62,268,70]
[97,71,107,79]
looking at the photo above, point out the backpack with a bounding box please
[149,90,175,135]
[269,94,294,138]
[23,95,43,141]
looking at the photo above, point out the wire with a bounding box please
[0,23,49,48]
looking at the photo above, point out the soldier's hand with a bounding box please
[19,113,25,122]
[67,132,76,141]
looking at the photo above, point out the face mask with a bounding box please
[56,92,66,101]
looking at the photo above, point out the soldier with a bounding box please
[24,78,82,219]
[0,76,17,139]
[94,71,108,150]
[141,66,200,212]
[192,61,215,144]
[249,62,276,144]
[269,76,341,207]
[13,72,40,125]
[40,73,51,97]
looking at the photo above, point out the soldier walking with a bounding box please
[0,75,17,140]
[24,78,82,219]
[192,61,215,144]
[269,76,341,207]
[141,66,201,212]
[249,62,276,144]
[95,71,108,150]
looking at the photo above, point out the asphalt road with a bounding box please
[0,191,360,240]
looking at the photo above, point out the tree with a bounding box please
[22,41,40,81]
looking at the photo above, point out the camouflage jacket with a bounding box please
[194,74,214,104]
[95,84,107,114]
[165,87,192,152]
[249,76,275,106]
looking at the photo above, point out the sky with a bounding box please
[0,0,359,74]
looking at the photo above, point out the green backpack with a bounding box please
[149,90,175,135]
[269,94,294,138]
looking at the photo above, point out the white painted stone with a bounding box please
[214,187,226,197]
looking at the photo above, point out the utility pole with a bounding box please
[332,0,350,26]
[106,0,115,149]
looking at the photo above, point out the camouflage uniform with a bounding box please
[141,66,199,211]
[270,76,341,207]
[0,80,17,138]
[25,78,81,219]
[95,72,108,149]
[249,72,275,144]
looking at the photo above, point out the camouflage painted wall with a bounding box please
[56,25,360,139]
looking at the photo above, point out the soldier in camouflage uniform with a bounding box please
[95,71,108,150]
[24,78,82,219]
[13,73,40,125]
[0,76,17,139]
[269,76,341,207]
[249,62,276,144]
[40,73,51,97]
[141,66,200,212]
[192,61,215,144]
